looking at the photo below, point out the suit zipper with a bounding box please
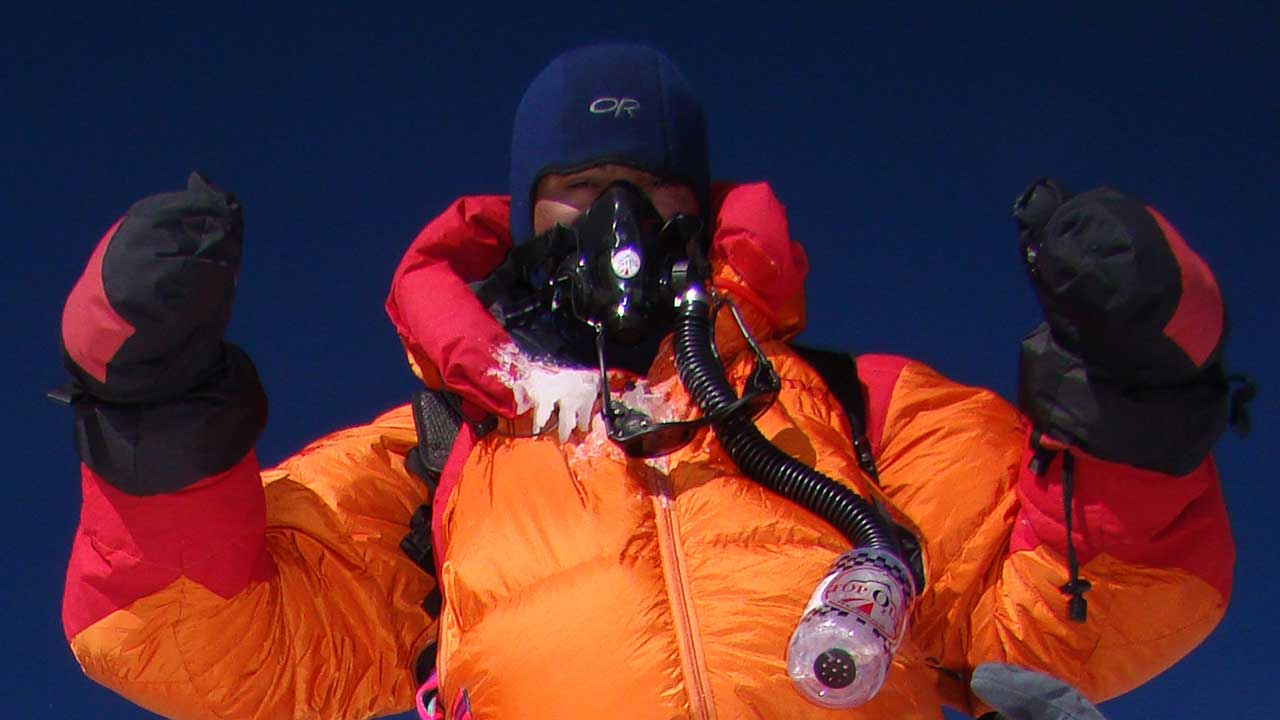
[649,470,714,720]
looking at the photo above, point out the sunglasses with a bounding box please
[594,297,780,458]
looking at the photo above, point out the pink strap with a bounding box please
[415,671,443,720]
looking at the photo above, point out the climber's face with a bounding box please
[532,164,699,236]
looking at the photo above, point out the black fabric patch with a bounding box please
[789,344,869,440]
[400,505,436,576]
[68,172,244,404]
[414,643,437,685]
[408,391,464,487]
[1018,323,1229,476]
[72,343,268,495]
[1027,188,1225,385]
[789,344,926,590]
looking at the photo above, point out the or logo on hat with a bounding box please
[589,97,640,118]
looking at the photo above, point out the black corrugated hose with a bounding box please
[671,286,897,552]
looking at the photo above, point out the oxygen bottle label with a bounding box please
[807,550,912,646]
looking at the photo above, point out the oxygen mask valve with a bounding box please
[547,181,702,347]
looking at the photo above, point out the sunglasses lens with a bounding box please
[609,404,653,436]
[605,370,780,458]
[598,301,781,459]
[605,404,699,458]
[622,424,700,458]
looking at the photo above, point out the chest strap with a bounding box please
[401,389,496,684]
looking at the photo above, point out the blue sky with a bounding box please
[4,3,1275,718]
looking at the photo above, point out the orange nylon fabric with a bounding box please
[70,408,437,720]
[871,362,1228,713]
[431,349,1228,720]
[436,344,900,719]
[65,183,1229,719]
[417,184,1227,717]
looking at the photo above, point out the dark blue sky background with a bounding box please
[5,3,1275,718]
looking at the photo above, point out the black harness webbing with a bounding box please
[403,390,463,492]
[789,345,876,479]
[399,389,491,683]
[789,345,925,591]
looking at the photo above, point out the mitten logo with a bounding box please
[589,97,640,118]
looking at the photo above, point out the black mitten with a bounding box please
[1013,179,1230,475]
[1013,178,1226,385]
[59,173,267,495]
[61,172,244,403]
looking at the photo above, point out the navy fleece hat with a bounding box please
[509,43,709,244]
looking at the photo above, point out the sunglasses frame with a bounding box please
[594,295,781,458]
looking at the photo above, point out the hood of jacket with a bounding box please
[385,181,809,419]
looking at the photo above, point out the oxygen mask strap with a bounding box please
[473,225,576,313]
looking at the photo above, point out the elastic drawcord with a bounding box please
[1030,431,1090,623]
[1058,450,1091,622]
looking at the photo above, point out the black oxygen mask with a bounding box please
[533,181,703,370]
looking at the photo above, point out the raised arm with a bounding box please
[856,181,1235,709]
[59,174,434,719]
[997,179,1233,696]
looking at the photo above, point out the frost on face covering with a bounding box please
[490,343,600,442]
[488,343,684,447]
[617,379,682,423]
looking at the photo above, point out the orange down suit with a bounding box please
[61,182,1233,719]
